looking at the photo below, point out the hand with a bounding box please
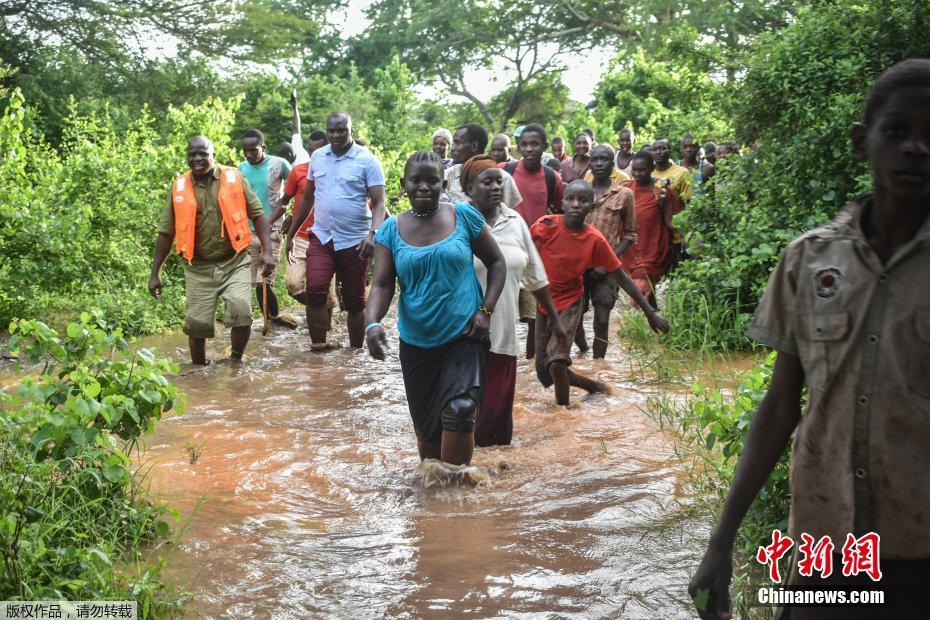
[357,232,376,260]
[366,325,387,360]
[147,275,163,299]
[462,310,490,341]
[290,88,298,108]
[658,188,668,206]
[688,543,733,620]
[261,251,275,278]
[285,236,294,258]
[647,311,671,334]
[280,215,292,237]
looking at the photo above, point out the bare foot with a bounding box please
[310,340,340,352]
[588,380,612,395]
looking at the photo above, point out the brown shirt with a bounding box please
[585,181,637,250]
[749,198,930,558]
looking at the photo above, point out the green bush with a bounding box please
[1,312,184,613]
[664,0,929,351]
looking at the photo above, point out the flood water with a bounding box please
[137,312,712,619]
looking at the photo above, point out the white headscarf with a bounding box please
[432,128,453,143]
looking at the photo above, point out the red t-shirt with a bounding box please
[284,162,313,240]
[530,215,622,314]
[499,160,564,227]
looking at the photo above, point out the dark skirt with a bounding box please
[399,337,487,442]
[475,352,517,447]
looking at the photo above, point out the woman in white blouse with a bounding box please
[462,155,567,447]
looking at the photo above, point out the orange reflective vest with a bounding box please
[171,165,252,262]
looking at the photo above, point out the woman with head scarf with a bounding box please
[461,155,567,447]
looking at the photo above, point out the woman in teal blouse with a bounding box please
[365,151,506,466]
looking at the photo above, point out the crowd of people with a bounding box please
[146,59,930,618]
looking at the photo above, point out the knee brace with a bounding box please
[441,394,478,434]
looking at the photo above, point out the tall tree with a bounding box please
[348,0,593,131]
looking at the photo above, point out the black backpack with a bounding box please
[504,160,559,214]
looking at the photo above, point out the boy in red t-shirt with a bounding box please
[531,180,670,405]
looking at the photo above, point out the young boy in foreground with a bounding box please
[531,180,670,406]
[689,59,930,620]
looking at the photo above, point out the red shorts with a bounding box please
[306,235,369,313]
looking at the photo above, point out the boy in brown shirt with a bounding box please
[689,59,930,619]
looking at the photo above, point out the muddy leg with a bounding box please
[417,439,441,460]
[549,360,571,406]
[592,304,611,359]
[189,337,208,365]
[440,431,474,466]
[568,369,609,394]
[230,325,251,360]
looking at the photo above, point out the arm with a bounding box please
[251,213,274,277]
[286,181,315,255]
[271,193,293,233]
[290,88,301,138]
[148,232,174,298]
[463,228,505,340]
[358,185,387,259]
[689,352,804,619]
[610,267,670,333]
[364,243,397,360]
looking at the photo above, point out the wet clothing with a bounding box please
[306,235,368,313]
[530,215,622,315]
[399,337,487,442]
[239,155,291,224]
[375,202,486,349]
[623,181,681,279]
[473,206,549,357]
[309,142,385,251]
[284,235,338,309]
[284,162,313,240]
[158,166,264,265]
[534,299,584,387]
[749,197,930,558]
[475,351,517,447]
[182,252,252,339]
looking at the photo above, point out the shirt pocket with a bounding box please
[908,309,930,400]
[338,166,366,191]
[795,311,850,389]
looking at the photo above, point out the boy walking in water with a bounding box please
[689,59,930,620]
[531,180,669,406]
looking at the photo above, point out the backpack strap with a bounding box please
[504,160,518,176]
[543,165,556,214]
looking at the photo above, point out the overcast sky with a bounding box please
[340,0,614,105]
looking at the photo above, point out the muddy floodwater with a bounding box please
[138,314,711,619]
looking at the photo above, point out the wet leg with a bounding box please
[549,360,571,406]
[189,337,207,365]
[417,439,441,460]
[307,305,331,344]
[592,304,611,359]
[574,320,589,353]
[440,431,474,466]
[347,310,364,348]
[568,368,609,394]
[230,325,251,360]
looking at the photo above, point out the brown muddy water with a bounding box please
[134,313,712,619]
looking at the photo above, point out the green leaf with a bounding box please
[102,464,125,483]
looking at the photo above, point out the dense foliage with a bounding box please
[663,0,930,350]
[1,313,182,613]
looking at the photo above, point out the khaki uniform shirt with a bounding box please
[585,181,637,249]
[748,198,930,558]
[158,166,264,265]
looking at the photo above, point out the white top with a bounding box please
[444,164,522,209]
[473,206,549,357]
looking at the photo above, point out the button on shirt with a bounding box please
[473,207,549,357]
[748,198,930,558]
[309,142,386,251]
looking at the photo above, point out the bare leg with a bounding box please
[307,304,330,344]
[440,431,474,466]
[417,439,441,460]
[549,361,572,406]
[568,369,609,394]
[574,319,589,352]
[525,319,536,359]
[230,325,251,360]
[189,337,207,365]
[592,304,611,359]
[347,310,365,348]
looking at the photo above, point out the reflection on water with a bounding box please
[137,312,710,619]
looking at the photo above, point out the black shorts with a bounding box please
[399,337,487,442]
